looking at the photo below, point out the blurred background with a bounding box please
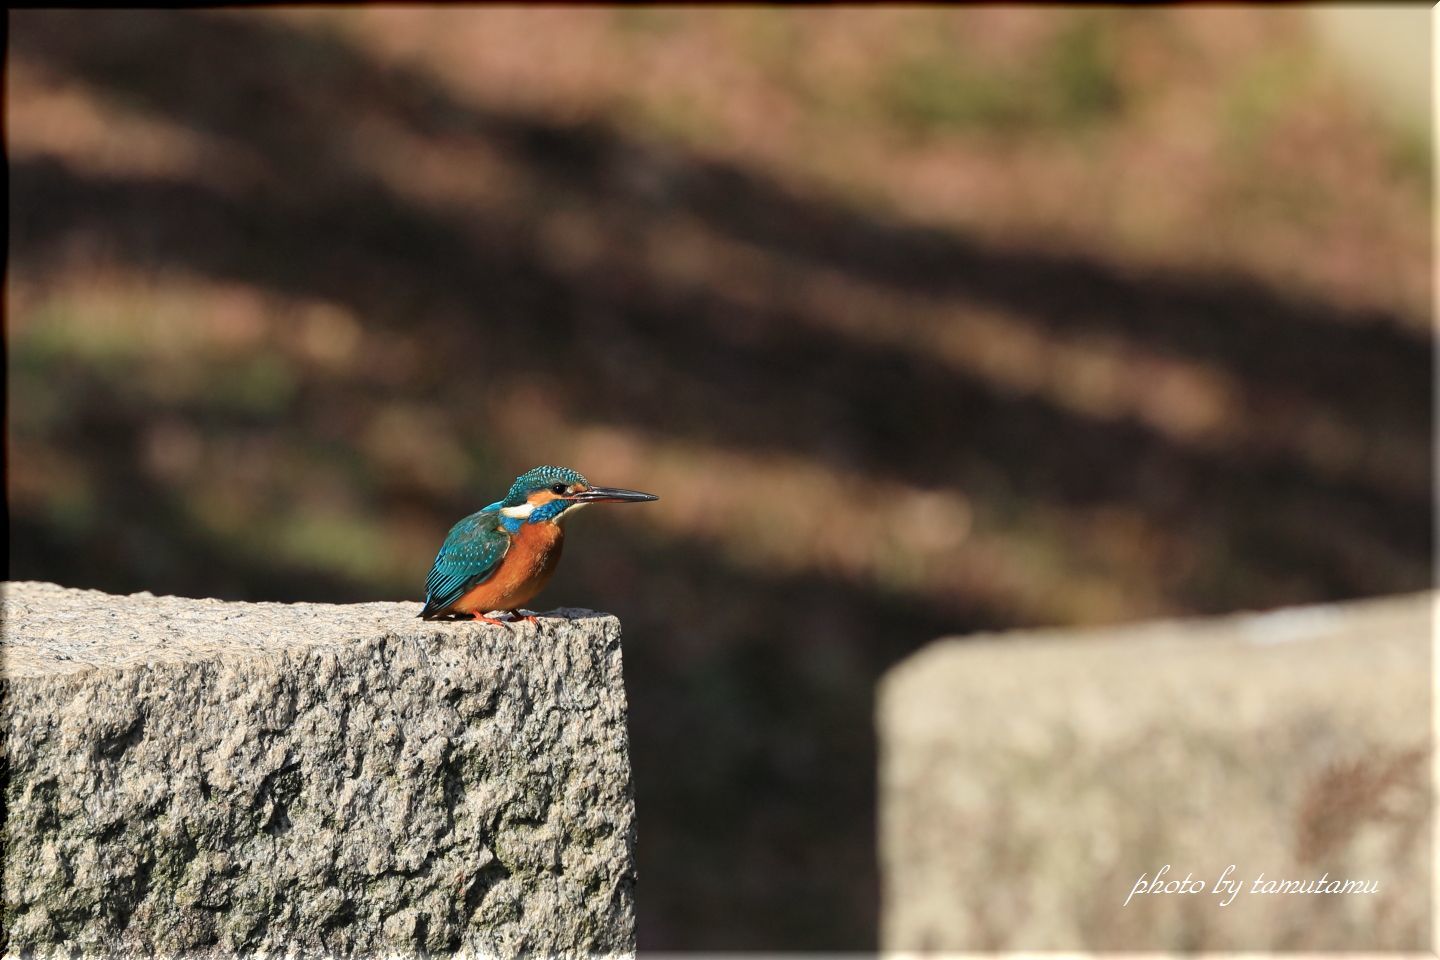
[6,7,1431,950]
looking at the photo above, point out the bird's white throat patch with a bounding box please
[500,503,535,519]
[555,501,588,523]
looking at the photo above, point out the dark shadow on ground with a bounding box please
[7,9,1433,951]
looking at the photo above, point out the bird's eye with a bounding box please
[551,483,568,495]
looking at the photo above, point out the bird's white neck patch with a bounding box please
[500,502,535,519]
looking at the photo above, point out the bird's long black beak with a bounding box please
[573,486,659,504]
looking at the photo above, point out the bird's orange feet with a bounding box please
[470,610,542,626]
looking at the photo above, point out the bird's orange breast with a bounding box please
[452,521,565,614]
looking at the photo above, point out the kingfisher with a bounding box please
[419,465,658,624]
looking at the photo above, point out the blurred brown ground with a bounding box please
[5,8,1431,950]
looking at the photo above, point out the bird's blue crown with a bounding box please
[502,465,588,508]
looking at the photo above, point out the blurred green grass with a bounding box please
[878,15,1123,138]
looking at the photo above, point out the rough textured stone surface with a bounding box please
[879,594,1431,952]
[2,581,636,958]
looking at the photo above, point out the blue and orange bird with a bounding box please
[420,466,658,624]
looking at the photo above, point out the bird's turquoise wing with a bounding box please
[420,510,510,617]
